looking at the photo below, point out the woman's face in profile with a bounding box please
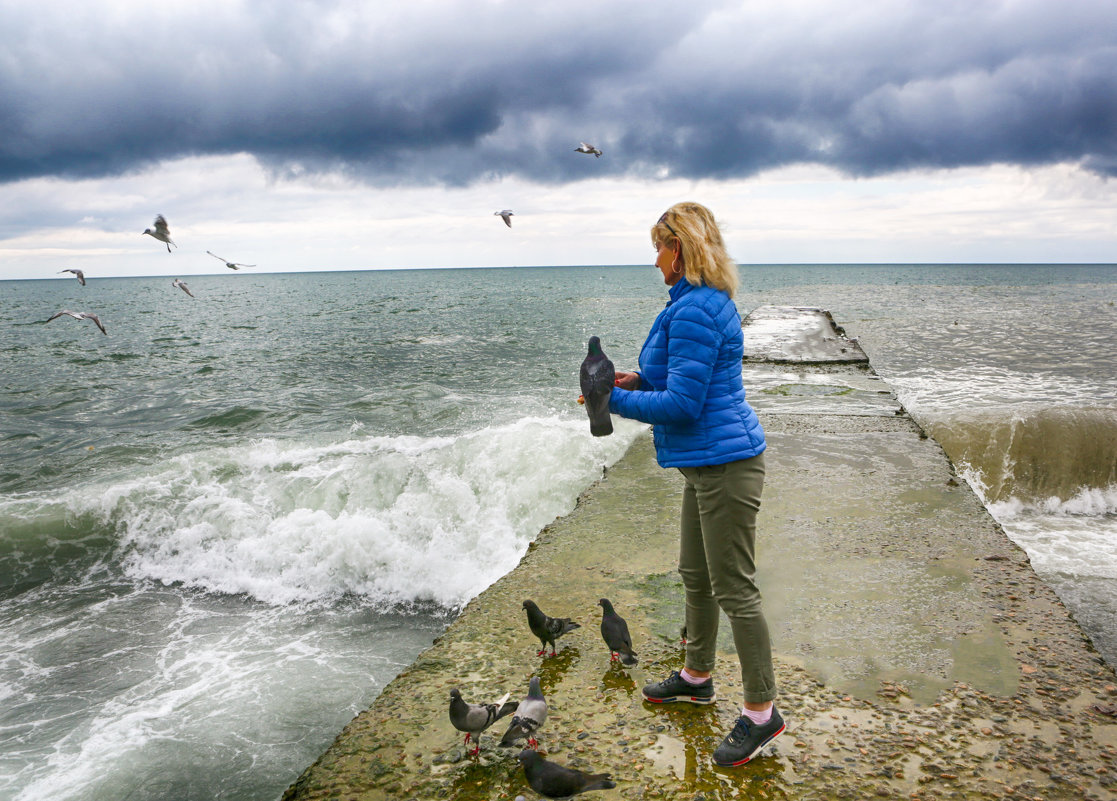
[655,241,682,286]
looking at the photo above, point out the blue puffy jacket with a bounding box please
[609,279,765,468]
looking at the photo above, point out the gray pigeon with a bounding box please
[499,676,547,749]
[523,599,580,657]
[579,336,615,437]
[46,310,106,335]
[59,268,85,286]
[598,598,638,666]
[143,214,176,252]
[517,750,616,798]
[448,688,516,755]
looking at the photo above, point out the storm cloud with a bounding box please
[3,0,1116,186]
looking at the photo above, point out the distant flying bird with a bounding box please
[517,750,616,798]
[171,278,195,298]
[59,268,86,286]
[580,336,615,437]
[448,688,517,755]
[495,209,514,228]
[207,251,255,270]
[575,142,602,158]
[523,599,580,658]
[46,310,106,335]
[142,215,176,252]
[499,676,547,750]
[598,598,638,666]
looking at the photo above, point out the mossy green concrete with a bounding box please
[284,342,1117,801]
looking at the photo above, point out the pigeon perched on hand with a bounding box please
[500,676,547,749]
[523,599,580,657]
[448,688,517,755]
[517,749,616,797]
[598,598,638,666]
[579,336,615,437]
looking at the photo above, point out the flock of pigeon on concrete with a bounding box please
[46,214,256,335]
[446,339,623,797]
[449,596,637,798]
[45,141,606,337]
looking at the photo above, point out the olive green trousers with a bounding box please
[678,452,777,704]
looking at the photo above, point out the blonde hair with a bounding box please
[651,201,739,298]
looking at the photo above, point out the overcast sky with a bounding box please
[2,0,1116,280]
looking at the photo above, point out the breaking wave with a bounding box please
[19,416,642,609]
[927,405,1117,507]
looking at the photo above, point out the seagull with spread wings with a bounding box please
[142,215,176,252]
[46,310,107,335]
[171,279,195,298]
[207,251,255,270]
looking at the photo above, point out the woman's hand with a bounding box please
[613,371,641,390]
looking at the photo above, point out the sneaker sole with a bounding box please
[712,723,786,767]
[641,692,716,705]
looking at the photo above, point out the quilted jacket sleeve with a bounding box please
[609,302,718,424]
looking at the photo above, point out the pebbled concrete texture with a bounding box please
[283,309,1117,801]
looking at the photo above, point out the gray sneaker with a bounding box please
[712,706,785,767]
[641,670,716,705]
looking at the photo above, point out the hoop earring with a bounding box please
[671,259,683,276]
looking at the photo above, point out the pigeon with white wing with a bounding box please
[448,688,517,755]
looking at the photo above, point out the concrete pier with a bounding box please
[283,307,1117,801]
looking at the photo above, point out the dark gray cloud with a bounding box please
[3,0,1116,186]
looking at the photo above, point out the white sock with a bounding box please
[742,705,773,725]
[679,668,710,685]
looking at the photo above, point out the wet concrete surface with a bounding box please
[740,306,868,364]
[283,308,1117,801]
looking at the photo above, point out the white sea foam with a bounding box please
[957,466,1117,581]
[993,512,1117,581]
[987,485,1117,519]
[5,591,426,801]
[65,416,643,608]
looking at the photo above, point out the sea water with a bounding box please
[1,264,1114,800]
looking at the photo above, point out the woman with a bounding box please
[609,202,784,767]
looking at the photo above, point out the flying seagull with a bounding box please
[207,251,255,270]
[517,750,616,798]
[448,688,517,755]
[598,598,638,666]
[523,599,580,658]
[59,268,86,286]
[46,310,106,335]
[495,209,514,228]
[171,279,195,298]
[575,142,603,158]
[142,215,176,252]
[580,336,615,437]
[499,676,547,750]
